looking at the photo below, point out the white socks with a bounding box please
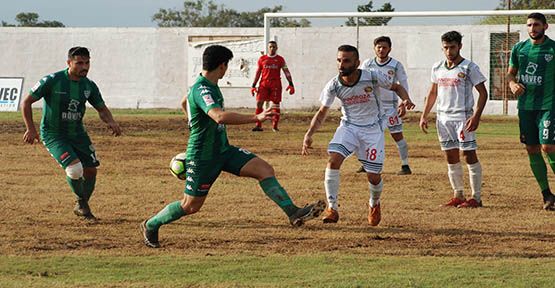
[325,168,340,210]
[447,162,464,199]
[467,162,482,202]
[396,139,409,166]
[369,179,383,208]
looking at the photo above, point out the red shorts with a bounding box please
[256,80,282,103]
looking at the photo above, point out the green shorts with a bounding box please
[184,145,257,197]
[518,110,555,145]
[42,133,100,169]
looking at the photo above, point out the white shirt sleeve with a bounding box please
[431,65,438,84]
[396,62,409,91]
[468,62,487,86]
[360,58,372,70]
[319,78,336,107]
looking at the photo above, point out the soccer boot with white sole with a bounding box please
[289,200,326,227]
[141,220,160,248]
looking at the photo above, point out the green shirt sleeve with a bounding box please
[29,74,54,100]
[193,86,222,114]
[509,43,519,69]
[88,81,105,109]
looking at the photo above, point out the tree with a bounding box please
[152,0,310,27]
[1,12,64,27]
[345,1,395,26]
[481,0,555,24]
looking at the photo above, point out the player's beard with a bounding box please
[339,66,356,76]
[529,29,545,40]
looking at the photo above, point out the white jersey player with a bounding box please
[420,31,488,208]
[360,36,412,175]
[302,45,415,226]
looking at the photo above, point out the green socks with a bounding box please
[529,153,549,191]
[66,176,85,200]
[259,177,298,216]
[146,201,186,231]
[83,175,96,201]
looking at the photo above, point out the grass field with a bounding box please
[1,109,554,287]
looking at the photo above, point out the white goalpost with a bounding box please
[262,9,555,115]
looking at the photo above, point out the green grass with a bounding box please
[2,254,554,288]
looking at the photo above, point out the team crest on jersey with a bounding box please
[68,99,79,112]
[364,86,373,93]
[84,90,91,99]
[457,72,466,78]
[545,54,553,62]
[387,70,395,75]
[544,120,551,128]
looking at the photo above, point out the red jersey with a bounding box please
[257,54,286,81]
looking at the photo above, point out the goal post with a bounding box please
[263,10,555,115]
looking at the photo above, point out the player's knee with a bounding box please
[463,150,478,164]
[541,145,555,154]
[65,162,84,180]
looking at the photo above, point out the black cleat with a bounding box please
[543,194,555,211]
[252,126,263,132]
[397,165,412,175]
[141,220,160,248]
[74,200,97,221]
[289,200,326,227]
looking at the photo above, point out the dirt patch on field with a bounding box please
[1,113,554,258]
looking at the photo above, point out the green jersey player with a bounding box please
[141,45,324,248]
[22,46,122,220]
[508,12,555,211]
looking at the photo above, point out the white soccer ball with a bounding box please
[169,152,187,180]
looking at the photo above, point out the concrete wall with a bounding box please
[0,25,543,114]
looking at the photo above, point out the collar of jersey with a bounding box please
[373,57,392,67]
[443,58,466,70]
[197,74,217,87]
[338,69,362,87]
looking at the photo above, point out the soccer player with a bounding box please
[420,31,488,208]
[302,45,415,226]
[21,46,122,220]
[141,45,324,248]
[358,36,412,175]
[508,12,555,211]
[251,41,294,132]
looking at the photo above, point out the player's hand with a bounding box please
[397,103,407,118]
[419,116,428,134]
[23,129,40,144]
[402,98,415,110]
[302,134,313,155]
[255,107,274,122]
[107,121,122,136]
[509,82,525,96]
[465,115,480,132]
[286,85,295,95]
[251,87,257,97]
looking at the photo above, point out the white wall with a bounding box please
[0,25,542,114]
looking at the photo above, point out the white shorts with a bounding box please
[436,118,477,151]
[384,107,403,134]
[328,122,385,174]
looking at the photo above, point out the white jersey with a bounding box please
[431,59,487,121]
[320,69,392,126]
[361,57,408,109]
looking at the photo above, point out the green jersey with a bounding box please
[30,69,105,137]
[186,75,230,160]
[509,37,555,110]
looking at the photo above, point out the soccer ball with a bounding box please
[169,152,187,180]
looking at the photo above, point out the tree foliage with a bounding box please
[1,12,64,27]
[344,1,395,26]
[152,0,310,27]
[481,0,555,24]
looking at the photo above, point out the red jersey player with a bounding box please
[251,41,294,132]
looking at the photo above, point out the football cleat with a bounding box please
[543,194,555,211]
[397,165,412,175]
[140,220,160,248]
[251,126,263,132]
[74,200,97,221]
[458,198,483,208]
[442,197,466,207]
[368,203,381,226]
[322,208,339,223]
[272,127,279,132]
[289,200,326,227]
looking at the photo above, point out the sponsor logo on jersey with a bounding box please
[31,81,41,93]
[457,72,466,78]
[388,70,395,75]
[84,90,91,99]
[343,93,371,105]
[62,99,82,121]
[186,176,194,182]
[60,151,70,161]
[68,99,79,112]
[526,62,538,75]
[544,120,551,128]
[364,86,373,93]
[202,95,215,106]
[187,168,195,174]
[437,78,462,87]
[546,54,553,62]
[520,62,543,85]
[55,91,67,95]
[263,64,280,69]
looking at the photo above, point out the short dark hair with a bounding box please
[268,40,277,45]
[68,46,90,59]
[337,44,359,59]
[373,36,391,47]
[528,12,547,24]
[202,45,234,72]
[441,31,463,44]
